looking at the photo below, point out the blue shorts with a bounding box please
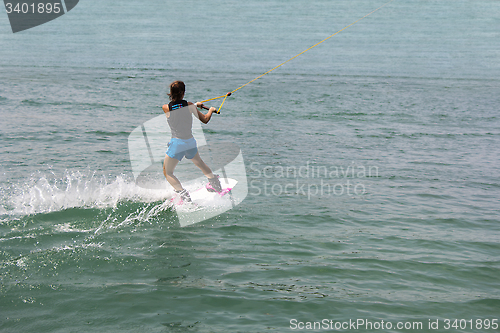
[166,137,198,161]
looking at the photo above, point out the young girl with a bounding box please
[162,81,222,203]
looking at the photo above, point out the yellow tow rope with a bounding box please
[201,0,394,112]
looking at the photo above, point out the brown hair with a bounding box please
[168,81,185,101]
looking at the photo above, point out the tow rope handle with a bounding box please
[199,92,231,114]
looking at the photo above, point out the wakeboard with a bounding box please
[169,178,238,227]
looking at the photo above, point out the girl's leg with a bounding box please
[190,152,222,192]
[190,152,214,178]
[163,155,183,191]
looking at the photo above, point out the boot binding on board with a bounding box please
[207,175,222,193]
[175,189,192,203]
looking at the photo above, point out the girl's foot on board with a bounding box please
[207,175,222,193]
[175,189,192,203]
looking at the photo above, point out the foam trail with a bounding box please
[0,170,172,217]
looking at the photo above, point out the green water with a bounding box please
[1,0,500,332]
